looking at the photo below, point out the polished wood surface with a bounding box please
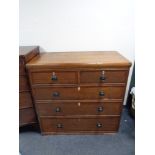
[19,46,39,127]
[27,51,131,134]
[27,51,131,69]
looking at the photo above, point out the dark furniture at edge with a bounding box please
[19,46,40,127]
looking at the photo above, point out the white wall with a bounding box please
[19,0,134,105]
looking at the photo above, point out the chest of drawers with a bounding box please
[19,46,39,127]
[27,51,131,135]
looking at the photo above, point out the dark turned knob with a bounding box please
[53,92,60,97]
[51,75,58,81]
[56,123,63,128]
[55,107,61,112]
[97,106,103,112]
[96,122,103,128]
[100,76,106,81]
[99,91,105,96]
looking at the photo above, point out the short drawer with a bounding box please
[36,102,122,116]
[33,87,78,100]
[19,76,30,91]
[79,86,125,100]
[40,116,120,133]
[80,70,128,83]
[19,108,36,126]
[31,71,77,84]
[19,92,33,109]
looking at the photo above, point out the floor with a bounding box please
[19,107,135,155]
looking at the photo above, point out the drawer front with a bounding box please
[31,71,77,84]
[40,117,120,133]
[19,108,36,126]
[80,70,128,83]
[33,87,78,100]
[79,86,125,100]
[36,102,122,116]
[19,92,33,109]
[19,76,30,91]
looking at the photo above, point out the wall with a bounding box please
[19,0,134,105]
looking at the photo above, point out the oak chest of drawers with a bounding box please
[26,51,131,135]
[19,46,39,127]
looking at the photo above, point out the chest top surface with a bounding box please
[26,51,131,69]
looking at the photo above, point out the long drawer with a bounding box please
[36,102,122,116]
[40,116,120,133]
[33,86,125,100]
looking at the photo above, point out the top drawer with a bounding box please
[80,70,128,84]
[31,71,77,85]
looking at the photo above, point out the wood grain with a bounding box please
[40,116,120,133]
[26,51,131,134]
[33,86,125,100]
[36,101,122,116]
[26,51,131,69]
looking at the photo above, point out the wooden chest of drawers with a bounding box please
[19,46,39,127]
[27,51,131,135]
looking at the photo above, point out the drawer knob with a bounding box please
[100,76,106,81]
[56,123,63,128]
[53,92,60,97]
[97,106,104,112]
[96,122,103,128]
[100,71,106,81]
[51,75,58,81]
[99,91,105,96]
[55,107,61,112]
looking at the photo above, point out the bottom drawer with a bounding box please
[19,108,37,127]
[40,116,120,134]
